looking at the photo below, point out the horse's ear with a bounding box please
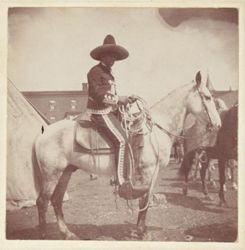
[195,71,202,88]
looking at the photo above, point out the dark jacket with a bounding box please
[87,63,116,110]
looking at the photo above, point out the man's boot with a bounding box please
[118,180,149,200]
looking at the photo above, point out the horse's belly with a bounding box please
[70,152,116,176]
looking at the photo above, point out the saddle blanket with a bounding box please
[73,112,114,154]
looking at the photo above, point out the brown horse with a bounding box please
[34,71,221,239]
[180,104,238,206]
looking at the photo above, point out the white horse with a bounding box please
[34,71,221,239]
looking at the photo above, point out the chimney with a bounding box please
[82,83,88,91]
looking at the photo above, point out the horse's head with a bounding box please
[186,71,221,130]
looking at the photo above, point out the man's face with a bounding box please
[101,54,116,68]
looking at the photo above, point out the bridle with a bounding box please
[196,86,214,131]
[155,86,216,140]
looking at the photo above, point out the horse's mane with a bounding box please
[149,83,195,133]
[221,104,238,132]
[150,83,194,112]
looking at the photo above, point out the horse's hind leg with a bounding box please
[36,178,57,239]
[51,165,78,240]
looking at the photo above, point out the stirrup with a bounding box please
[118,181,134,200]
[118,180,149,200]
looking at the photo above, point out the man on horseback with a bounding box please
[87,34,137,197]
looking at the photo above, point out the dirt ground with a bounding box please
[6,162,237,242]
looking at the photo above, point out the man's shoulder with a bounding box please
[88,63,103,76]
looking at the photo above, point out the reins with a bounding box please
[154,122,212,140]
[196,87,213,129]
[137,126,160,213]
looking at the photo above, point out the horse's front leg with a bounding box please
[218,158,227,206]
[130,194,149,239]
[136,194,149,235]
[182,155,193,195]
[200,162,212,200]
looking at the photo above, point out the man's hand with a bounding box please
[118,95,138,105]
[118,96,129,105]
[128,95,138,104]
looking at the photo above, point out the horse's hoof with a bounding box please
[130,226,147,239]
[140,231,152,240]
[223,185,227,192]
[210,181,216,188]
[129,229,140,239]
[65,232,80,240]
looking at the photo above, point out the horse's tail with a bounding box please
[32,135,42,197]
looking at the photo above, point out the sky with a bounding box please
[8,8,238,104]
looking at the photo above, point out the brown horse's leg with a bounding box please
[182,154,192,196]
[200,161,212,200]
[208,160,216,187]
[50,165,78,240]
[36,179,57,239]
[230,165,238,190]
[218,158,227,206]
[227,160,237,190]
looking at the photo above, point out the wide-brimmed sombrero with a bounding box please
[90,34,129,61]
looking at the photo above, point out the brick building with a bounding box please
[22,83,88,124]
[22,80,238,125]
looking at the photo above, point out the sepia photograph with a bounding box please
[1,2,245,249]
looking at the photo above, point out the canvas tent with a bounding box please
[7,79,47,210]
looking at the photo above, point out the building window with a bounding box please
[49,100,56,111]
[65,114,78,120]
[70,100,77,111]
[50,116,56,122]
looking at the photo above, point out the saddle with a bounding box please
[74,111,114,154]
[73,107,151,200]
